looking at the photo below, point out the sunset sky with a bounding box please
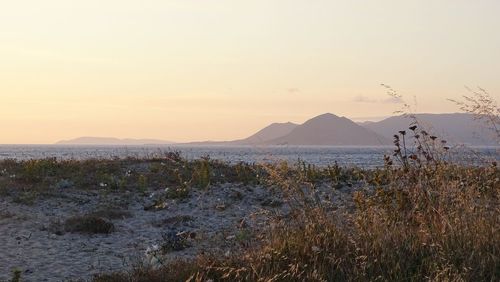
[1,0,499,144]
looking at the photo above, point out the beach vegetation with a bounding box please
[92,126,499,282]
[64,215,115,234]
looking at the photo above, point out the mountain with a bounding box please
[56,137,175,145]
[264,113,389,146]
[184,122,298,146]
[360,113,497,145]
[230,122,298,145]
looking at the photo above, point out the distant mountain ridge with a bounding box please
[231,122,298,145]
[360,113,498,146]
[186,113,390,146]
[263,113,389,145]
[205,112,496,146]
[58,113,498,146]
[57,137,174,145]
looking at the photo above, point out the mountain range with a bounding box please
[57,113,498,146]
[260,113,388,145]
[212,113,496,146]
[360,113,497,146]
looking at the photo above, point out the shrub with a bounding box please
[12,191,37,205]
[64,215,115,234]
[165,186,190,200]
[138,174,148,194]
[10,269,22,282]
[191,157,211,189]
[21,158,58,182]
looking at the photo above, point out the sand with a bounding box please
[0,182,357,281]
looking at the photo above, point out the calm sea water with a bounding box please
[0,145,498,168]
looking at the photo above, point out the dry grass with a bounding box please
[94,260,202,282]
[91,158,499,282]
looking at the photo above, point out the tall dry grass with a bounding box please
[95,144,499,281]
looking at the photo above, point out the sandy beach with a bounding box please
[0,161,358,281]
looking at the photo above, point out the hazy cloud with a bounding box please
[287,88,301,94]
[353,95,403,104]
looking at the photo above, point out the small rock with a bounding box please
[230,190,243,201]
[260,198,283,208]
[215,204,226,211]
[144,195,168,211]
[56,179,74,189]
[161,231,191,252]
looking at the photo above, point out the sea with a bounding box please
[0,145,498,169]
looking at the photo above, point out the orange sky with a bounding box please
[1,1,499,144]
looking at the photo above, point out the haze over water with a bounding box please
[1,145,497,169]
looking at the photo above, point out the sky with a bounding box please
[1,0,499,144]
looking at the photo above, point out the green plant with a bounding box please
[191,157,211,189]
[21,158,58,182]
[99,174,126,190]
[138,174,148,195]
[235,228,251,244]
[298,160,320,184]
[10,269,21,282]
[0,184,10,197]
[12,191,37,205]
[165,186,190,200]
[233,162,259,185]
